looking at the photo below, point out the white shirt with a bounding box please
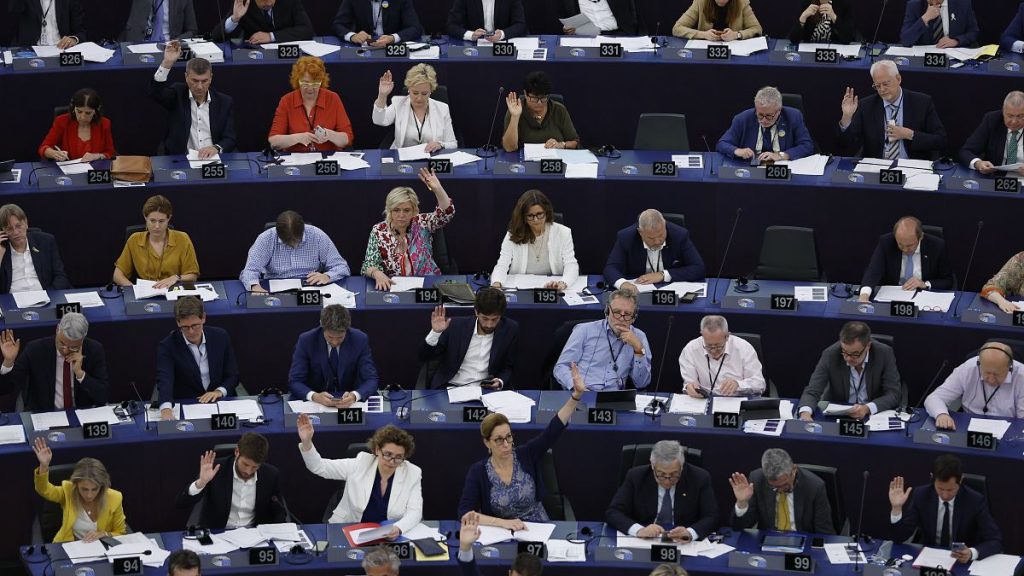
[939,2,950,38]
[9,243,43,293]
[424,322,498,386]
[187,90,214,152]
[39,0,59,45]
[613,242,672,288]
[72,506,98,539]
[462,0,499,39]
[578,0,618,32]
[858,242,930,297]
[969,129,1022,170]
[187,458,258,529]
[755,124,780,154]
[678,335,766,395]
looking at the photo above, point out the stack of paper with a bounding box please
[853,158,892,173]
[564,164,598,179]
[57,159,93,175]
[711,397,743,414]
[776,154,829,176]
[503,275,588,293]
[904,173,941,191]
[544,540,586,562]
[743,419,784,436]
[389,277,425,292]
[868,410,905,431]
[218,399,264,421]
[187,149,221,169]
[279,152,323,166]
[182,534,239,554]
[477,522,555,546]
[797,43,862,58]
[132,279,167,299]
[913,547,955,570]
[187,41,224,63]
[75,406,121,425]
[668,394,708,414]
[404,523,445,541]
[968,554,1023,575]
[685,36,768,56]
[105,533,171,567]
[523,143,558,161]
[317,284,358,308]
[398,143,432,161]
[823,403,854,416]
[480,390,535,423]
[13,290,50,308]
[66,42,115,62]
[64,292,104,307]
[431,150,481,167]
[259,523,302,542]
[351,525,395,545]
[181,403,220,420]
[31,411,70,431]
[287,400,336,414]
[448,385,483,404]
[127,43,163,54]
[165,283,219,302]
[967,418,1012,440]
[63,540,107,562]
[219,527,267,548]
[269,279,302,292]
[325,152,371,171]
[0,424,26,445]
[824,542,866,564]
[661,282,707,297]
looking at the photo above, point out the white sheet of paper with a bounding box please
[301,42,342,57]
[660,281,707,297]
[2,168,22,184]
[165,283,219,302]
[624,281,655,293]
[182,534,239,555]
[560,37,600,48]
[824,542,867,564]
[403,523,444,541]
[516,47,547,60]
[993,162,1024,171]
[75,405,121,425]
[127,43,163,54]
[279,152,323,166]
[967,418,1012,440]
[793,285,828,302]
[873,285,916,302]
[132,278,167,299]
[743,418,785,436]
[904,173,941,191]
[477,525,515,545]
[324,152,371,171]
[867,410,906,431]
[389,276,425,292]
[258,523,301,541]
[64,292,104,307]
[779,400,795,420]
[398,143,431,161]
[672,154,704,169]
[523,143,558,160]
[409,45,440,60]
[556,149,599,164]
[677,539,715,557]
[509,37,540,51]
[896,158,934,170]
[564,163,598,179]
[32,45,61,57]
[448,385,483,404]
[187,41,224,62]
[493,404,532,423]
[544,539,586,562]
[514,522,556,543]
[181,403,220,420]
[217,399,263,420]
[797,42,862,58]
[776,153,829,176]
[352,525,394,544]
[431,150,481,167]
[13,290,50,308]
[481,390,536,408]
[31,411,70,431]
[913,547,956,570]
[63,540,107,562]
[823,403,854,415]
[968,553,1023,576]
[287,400,335,414]
[912,291,955,312]
[218,527,267,549]
[187,149,221,169]
[712,396,743,414]
[269,279,303,293]
[558,14,599,37]
[66,42,115,62]
[853,162,888,174]
[504,274,584,291]
[316,284,357,308]
[700,542,735,558]
[0,424,26,445]
[562,292,598,306]
[57,160,93,175]
[669,394,708,414]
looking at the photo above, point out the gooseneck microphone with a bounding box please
[711,208,742,305]
[129,380,152,432]
[905,359,949,437]
[952,220,984,319]
[867,0,890,60]
[852,470,870,574]
[701,135,716,176]
[273,495,318,561]
[645,315,674,418]
[478,86,507,160]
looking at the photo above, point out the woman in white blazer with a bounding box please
[372,64,458,151]
[490,190,579,291]
[297,415,423,537]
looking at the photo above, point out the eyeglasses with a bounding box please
[178,323,203,332]
[871,80,895,91]
[608,309,637,321]
[702,339,727,352]
[756,110,780,121]
[524,94,549,104]
[1006,113,1024,122]
[57,340,82,353]
[490,434,515,445]
[298,81,322,88]
[379,450,406,463]
[653,471,681,482]
[525,212,546,221]
[840,348,866,359]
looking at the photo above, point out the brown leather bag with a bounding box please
[111,156,152,182]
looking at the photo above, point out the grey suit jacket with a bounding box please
[799,340,902,413]
[122,0,198,42]
[730,468,834,534]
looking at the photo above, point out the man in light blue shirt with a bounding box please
[239,210,350,294]
[553,288,651,390]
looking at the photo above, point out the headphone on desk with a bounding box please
[734,277,760,293]
[830,283,856,299]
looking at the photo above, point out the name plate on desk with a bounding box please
[713,412,739,428]
[770,294,797,311]
[660,413,712,428]
[727,550,811,573]
[837,418,867,438]
[706,45,731,60]
[814,48,838,64]
[784,553,814,573]
[533,288,559,304]
[923,52,947,68]
[912,428,974,449]
[82,421,111,440]
[249,547,278,566]
[651,544,678,563]
[587,407,616,425]
[889,301,917,318]
[878,169,904,185]
[385,44,408,57]
[56,302,82,318]
[337,408,364,425]
[12,55,60,70]
[201,163,227,179]
[995,176,1021,194]
[966,430,996,451]
[267,163,316,178]
[649,290,677,306]
[211,413,238,430]
[1014,311,1024,327]
[518,541,546,557]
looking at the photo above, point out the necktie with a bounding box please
[656,489,673,526]
[761,127,773,153]
[264,9,275,28]
[900,253,914,284]
[776,492,791,531]
[148,0,167,41]
[329,347,340,391]
[939,501,951,547]
[884,105,900,160]
[930,16,943,44]
[61,360,74,409]
[1006,131,1020,165]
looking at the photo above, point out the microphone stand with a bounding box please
[477,87,506,170]
[645,316,674,418]
[711,208,742,305]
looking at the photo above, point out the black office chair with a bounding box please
[962,473,990,506]
[553,212,565,225]
[28,226,42,233]
[379,85,452,148]
[965,338,1024,363]
[540,450,576,521]
[54,105,70,118]
[663,213,686,229]
[186,443,241,526]
[322,443,372,523]
[752,226,825,282]
[432,228,458,274]
[921,224,944,239]
[541,320,592,390]
[618,444,704,485]
[33,463,77,544]
[781,93,804,114]
[125,224,145,241]
[798,463,847,536]
[633,113,689,151]
[731,332,777,398]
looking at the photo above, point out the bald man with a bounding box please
[859,216,954,302]
[924,342,1024,429]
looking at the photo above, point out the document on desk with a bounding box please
[872,285,917,302]
[969,553,1023,576]
[409,45,441,60]
[182,534,239,555]
[182,403,220,420]
[712,396,744,414]
[32,45,61,57]
[481,390,534,422]
[75,405,121,426]
[389,276,425,292]
[661,281,707,297]
[904,172,941,191]
[431,150,481,167]
[66,42,115,62]
[217,527,267,549]
[558,14,599,37]
[948,44,997,61]
[544,540,586,562]
[672,154,704,169]
[448,385,483,404]
[562,291,599,306]
[106,533,170,567]
[165,283,219,302]
[523,143,559,161]
[13,289,50,308]
[515,522,556,543]
[823,403,854,416]
[967,418,1011,440]
[776,153,829,176]
[793,285,828,302]
[278,152,324,166]
[517,46,548,60]
[1,168,22,184]
[398,143,431,161]
[316,284,357,308]
[0,424,26,445]
[564,163,598,179]
[57,159,93,175]
[669,394,708,414]
[127,43,163,54]
[853,162,889,173]
[258,522,302,541]
[187,41,224,62]
[63,540,107,562]
[187,149,221,169]
[218,399,263,421]
[31,411,70,431]
[913,547,955,570]
[146,404,179,422]
[269,279,303,293]
[555,149,599,164]
[634,394,667,414]
[895,158,934,170]
[64,291,104,308]
[868,410,905,431]
[301,42,342,57]
[477,525,517,546]
[504,275,587,292]
[743,419,784,436]
[797,42,862,58]
[623,280,655,293]
[324,152,371,171]
[824,542,866,564]
[685,36,767,56]
[287,400,337,414]
[993,162,1024,172]
[404,523,444,541]
[132,279,167,299]
[677,539,715,557]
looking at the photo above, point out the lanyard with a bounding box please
[850,367,866,403]
[979,381,1000,414]
[605,330,627,372]
[646,249,662,274]
[412,110,427,143]
[41,0,53,26]
[706,353,727,390]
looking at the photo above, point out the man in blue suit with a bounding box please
[0,204,71,294]
[603,209,705,292]
[900,0,978,48]
[150,41,236,158]
[419,287,518,390]
[889,454,1002,563]
[289,304,379,408]
[156,297,240,420]
[1000,5,1024,53]
[333,0,423,46]
[717,86,815,163]
[960,91,1024,175]
[446,0,527,41]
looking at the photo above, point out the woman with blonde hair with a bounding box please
[373,64,457,151]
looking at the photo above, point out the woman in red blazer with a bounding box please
[38,88,116,162]
[268,56,354,153]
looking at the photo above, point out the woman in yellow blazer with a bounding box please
[672,0,763,40]
[32,437,126,543]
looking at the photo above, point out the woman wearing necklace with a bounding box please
[32,437,126,543]
[490,190,579,292]
[501,71,579,153]
[269,56,354,153]
[458,363,587,528]
[362,168,454,290]
[113,194,199,289]
[373,64,457,152]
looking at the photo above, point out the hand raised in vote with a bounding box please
[351,31,372,45]
[430,305,450,333]
[888,476,912,509]
[734,148,755,160]
[505,91,522,117]
[570,362,587,396]
[418,166,442,191]
[935,413,956,430]
[231,0,249,23]
[378,70,394,97]
[0,329,21,366]
[33,436,53,469]
[196,450,222,490]
[460,511,481,550]
[840,87,859,122]
[297,413,315,447]
[819,3,836,22]
[162,40,182,67]
[729,472,754,504]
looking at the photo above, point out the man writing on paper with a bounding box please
[606,440,718,542]
[239,210,350,295]
[155,297,240,421]
[174,432,285,529]
[730,448,834,534]
[679,315,765,397]
[0,313,108,411]
[151,41,236,159]
[960,91,1024,176]
[889,454,1002,563]
[798,321,902,421]
[899,0,978,48]
[924,341,1024,430]
[447,0,527,42]
[210,0,313,44]
[837,60,946,161]
[333,0,423,46]
[0,204,71,294]
[716,86,815,163]
[859,216,954,302]
[458,511,544,576]
[289,305,379,408]
[603,209,705,293]
[419,287,519,390]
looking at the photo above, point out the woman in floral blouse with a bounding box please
[981,251,1024,314]
[361,168,454,290]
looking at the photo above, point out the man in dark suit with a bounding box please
[0,313,108,411]
[420,287,518,390]
[1000,4,1024,53]
[837,60,946,161]
[175,433,285,530]
[156,297,240,421]
[458,511,544,576]
[150,41,236,158]
[211,0,313,44]
[889,454,1002,562]
[604,209,706,292]
[333,0,423,46]
[558,0,640,36]
[717,86,815,162]
[730,448,835,534]
[0,204,71,294]
[859,216,954,302]
[122,0,197,42]
[900,0,978,48]
[960,91,1024,175]
[289,304,379,408]
[606,440,718,542]
[446,0,527,41]
[798,321,902,421]
[9,0,84,47]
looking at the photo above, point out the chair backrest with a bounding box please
[921,225,944,239]
[731,332,776,397]
[432,228,458,274]
[539,450,565,520]
[322,443,371,523]
[965,338,1024,364]
[753,226,824,282]
[213,444,237,460]
[125,224,146,241]
[962,473,989,507]
[619,444,703,485]
[553,212,565,225]
[781,93,804,114]
[797,463,847,535]
[633,113,689,151]
[663,213,685,229]
[54,105,69,118]
[542,320,593,390]
[37,463,77,543]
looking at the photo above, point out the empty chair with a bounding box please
[781,93,804,114]
[540,450,576,521]
[432,228,458,274]
[752,226,824,282]
[633,113,689,151]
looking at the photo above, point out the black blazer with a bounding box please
[557,0,641,35]
[149,79,237,155]
[603,221,706,285]
[0,231,71,294]
[861,232,954,294]
[155,326,240,406]
[418,316,518,389]
[788,0,856,45]
[9,0,85,45]
[899,0,979,47]
[122,0,198,42]
[210,0,313,43]
[960,110,1015,168]
[333,0,423,42]
[836,89,947,160]
[892,484,1002,559]
[0,336,108,411]
[730,467,834,534]
[799,340,902,413]
[446,0,527,39]
[174,456,285,530]
[606,463,718,539]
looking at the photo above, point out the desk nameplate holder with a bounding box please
[51,535,167,576]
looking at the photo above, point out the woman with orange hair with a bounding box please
[268,56,354,152]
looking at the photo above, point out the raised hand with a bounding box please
[570,362,586,396]
[196,450,222,489]
[430,305,450,333]
[0,329,21,366]
[297,413,315,447]
[378,70,395,97]
[460,511,481,550]
[418,167,441,191]
[505,91,522,117]
[888,476,912,510]
[800,4,820,23]
[231,0,249,23]
[729,472,754,505]
[162,40,182,67]
[841,87,859,121]
[33,436,52,470]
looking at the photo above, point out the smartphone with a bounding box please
[315,125,328,140]
[412,538,446,557]
[694,386,710,399]
[198,533,214,546]
[681,292,698,304]
[100,536,122,548]
[951,542,967,552]
[811,537,825,549]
